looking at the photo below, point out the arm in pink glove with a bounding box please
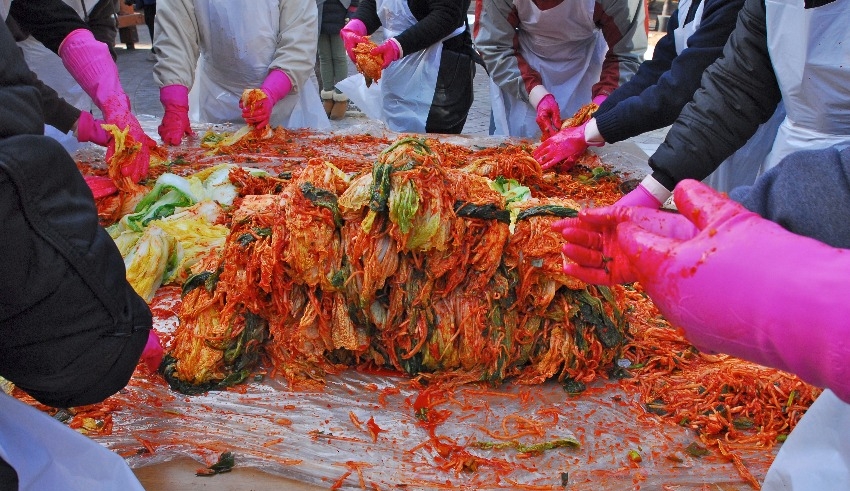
[370,38,402,69]
[591,94,608,106]
[535,94,562,140]
[533,120,603,171]
[74,111,110,146]
[553,205,697,285]
[618,179,850,403]
[340,19,368,63]
[59,29,154,183]
[158,84,194,145]
[240,69,292,129]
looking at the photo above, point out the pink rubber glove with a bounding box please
[535,94,562,140]
[618,179,850,402]
[553,206,697,285]
[240,69,292,129]
[59,29,154,183]
[592,94,608,106]
[533,121,602,171]
[83,175,119,199]
[371,38,401,69]
[158,84,193,145]
[140,330,165,373]
[75,111,110,146]
[615,183,663,208]
[340,19,368,63]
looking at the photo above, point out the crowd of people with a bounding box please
[1,0,848,488]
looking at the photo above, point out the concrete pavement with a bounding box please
[114,24,668,156]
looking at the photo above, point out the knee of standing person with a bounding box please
[0,135,152,408]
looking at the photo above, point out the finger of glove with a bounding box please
[561,242,605,268]
[627,208,699,241]
[559,226,603,252]
[84,175,119,199]
[562,259,615,286]
[674,179,747,231]
[551,216,580,232]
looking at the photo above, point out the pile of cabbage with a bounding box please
[128,138,628,394]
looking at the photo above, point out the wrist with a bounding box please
[388,37,403,59]
[160,84,190,108]
[583,119,605,147]
[261,69,293,103]
[640,175,672,204]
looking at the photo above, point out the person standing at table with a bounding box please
[473,0,647,139]
[154,0,329,146]
[339,0,478,134]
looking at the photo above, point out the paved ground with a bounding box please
[114,24,668,156]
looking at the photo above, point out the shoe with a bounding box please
[320,90,335,117]
[330,93,348,120]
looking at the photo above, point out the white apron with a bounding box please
[762,390,850,490]
[760,0,850,172]
[672,0,704,54]
[375,0,464,133]
[188,0,329,130]
[0,394,144,491]
[490,0,606,138]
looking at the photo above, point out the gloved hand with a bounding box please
[553,205,697,285]
[240,69,292,129]
[83,175,119,199]
[140,330,165,373]
[340,19,368,63]
[74,111,110,146]
[591,94,608,106]
[59,29,153,183]
[533,120,602,170]
[616,179,850,401]
[371,38,401,69]
[535,94,562,139]
[158,84,193,145]
[616,182,664,208]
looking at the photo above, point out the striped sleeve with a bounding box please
[592,0,647,97]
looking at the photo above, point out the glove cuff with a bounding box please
[261,69,293,104]
[528,86,551,109]
[343,18,367,36]
[388,37,403,58]
[59,29,125,111]
[159,84,190,109]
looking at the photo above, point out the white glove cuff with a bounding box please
[584,118,605,146]
[528,85,551,109]
[640,175,673,203]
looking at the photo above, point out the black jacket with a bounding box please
[647,0,781,190]
[0,20,150,408]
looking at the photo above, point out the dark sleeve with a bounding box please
[27,68,82,133]
[351,0,382,33]
[730,146,850,249]
[596,0,746,144]
[597,12,679,111]
[7,0,89,53]
[647,0,781,190]
[396,0,466,55]
[86,0,119,60]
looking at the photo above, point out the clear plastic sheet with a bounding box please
[76,124,773,489]
[88,289,775,490]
